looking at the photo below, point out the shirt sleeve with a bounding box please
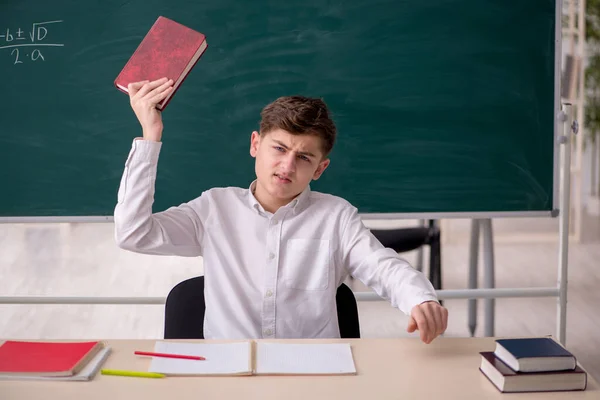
[113,139,204,257]
[340,205,439,315]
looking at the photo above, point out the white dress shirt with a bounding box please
[114,139,439,339]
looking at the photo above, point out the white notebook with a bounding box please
[149,342,253,376]
[255,342,356,375]
[148,341,356,376]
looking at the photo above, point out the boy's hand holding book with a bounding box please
[128,78,173,142]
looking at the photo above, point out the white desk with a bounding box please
[1,338,598,400]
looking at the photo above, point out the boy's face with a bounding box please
[250,128,330,208]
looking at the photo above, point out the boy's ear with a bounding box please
[312,158,330,180]
[250,131,260,157]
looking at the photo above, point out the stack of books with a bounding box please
[0,340,110,381]
[479,337,587,393]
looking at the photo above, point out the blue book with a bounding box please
[494,337,577,372]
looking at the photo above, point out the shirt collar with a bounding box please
[247,180,311,215]
[248,180,264,213]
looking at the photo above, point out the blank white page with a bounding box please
[148,341,252,376]
[255,342,357,375]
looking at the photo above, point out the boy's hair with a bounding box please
[259,95,337,157]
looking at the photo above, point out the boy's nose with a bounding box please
[280,154,296,172]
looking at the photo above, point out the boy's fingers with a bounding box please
[127,80,149,96]
[411,306,430,343]
[135,77,169,98]
[433,307,444,336]
[441,307,449,333]
[146,79,174,99]
[149,86,174,104]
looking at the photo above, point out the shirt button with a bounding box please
[268,252,275,260]
[271,219,278,225]
[264,329,272,336]
[266,290,273,297]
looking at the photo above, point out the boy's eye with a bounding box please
[299,155,309,161]
[274,146,285,152]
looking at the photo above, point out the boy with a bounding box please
[115,77,448,343]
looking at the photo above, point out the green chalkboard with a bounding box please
[0,0,558,218]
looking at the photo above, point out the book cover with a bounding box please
[479,352,587,393]
[494,337,577,372]
[0,346,112,381]
[114,16,207,110]
[0,340,104,377]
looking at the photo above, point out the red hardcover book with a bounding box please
[0,340,104,377]
[114,16,208,110]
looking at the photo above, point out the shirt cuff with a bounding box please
[127,138,162,164]
[406,293,440,313]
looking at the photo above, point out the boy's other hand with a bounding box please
[127,77,173,142]
[407,301,448,344]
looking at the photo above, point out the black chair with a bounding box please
[164,276,360,339]
[370,220,442,291]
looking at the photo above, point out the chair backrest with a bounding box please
[164,276,206,339]
[335,282,361,338]
[370,222,442,291]
[164,276,360,339]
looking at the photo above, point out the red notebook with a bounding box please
[114,16,208,110]
[0,340,104,377]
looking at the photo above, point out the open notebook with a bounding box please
[148,341,357,376]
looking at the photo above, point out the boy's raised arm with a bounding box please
[113,78,204,257]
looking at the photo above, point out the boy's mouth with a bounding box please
[274,173,291,183]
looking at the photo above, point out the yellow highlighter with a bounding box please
[101,369,165,378]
